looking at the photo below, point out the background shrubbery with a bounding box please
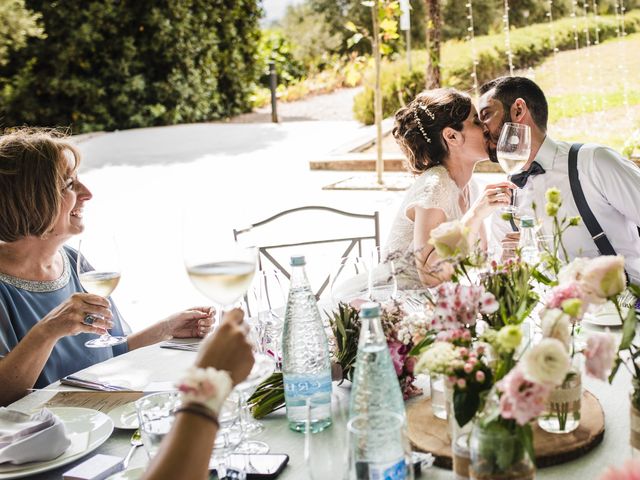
[0,0,262,132]
[354,10,640,124]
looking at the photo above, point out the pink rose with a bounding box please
[599,459,640,480]
[584,332,618,381]
[497,367,551,425]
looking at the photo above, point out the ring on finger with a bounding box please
[83,314,96,326]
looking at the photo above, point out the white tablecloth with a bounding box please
[9,336,634,479]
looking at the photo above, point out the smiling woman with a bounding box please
[0,129,216,406]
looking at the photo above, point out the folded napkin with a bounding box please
[0,408,70,465]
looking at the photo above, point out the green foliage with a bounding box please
[0,0,262,132]
[328,302,361,383]
[0,0,43,66]
[248,372,285,419]
[354,10,640,124]
[256,29,306,87]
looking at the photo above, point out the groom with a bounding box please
[478,76,640,283]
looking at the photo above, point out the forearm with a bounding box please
[143,411,218,480]
[415,247,452,287]
[126,321,169,351]
[461,210,485,241]
[0,326,57,406]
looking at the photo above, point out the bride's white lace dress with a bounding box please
[385,165,478,289]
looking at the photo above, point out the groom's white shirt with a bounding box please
[491,135,640,283]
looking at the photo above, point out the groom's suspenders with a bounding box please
[567,143,619,256]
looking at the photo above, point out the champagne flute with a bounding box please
[496,122,532,214]
[76,236,127,348]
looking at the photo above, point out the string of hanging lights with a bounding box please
[502,0,514,76]
[466,1,479,99]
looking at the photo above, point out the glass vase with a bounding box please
[469,423,535,480]
[538,368,581,434]
[430,374,449,420]
[450,414,473,480]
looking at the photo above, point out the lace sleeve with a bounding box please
[404,167,459,220]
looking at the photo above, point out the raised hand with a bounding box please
[37,292,113,340]
[164,306,215,339]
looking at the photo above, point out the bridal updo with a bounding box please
[393,88,472,175]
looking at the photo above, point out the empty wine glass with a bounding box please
[76,236,127,348]
[212,393,243,479]
[234,353,276,455]
[368,247,398,303]
[330,256,369,306]
[496,122,531,214]
[305,392,348,480]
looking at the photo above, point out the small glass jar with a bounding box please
[469,422,535,480]
[538,368,581,434]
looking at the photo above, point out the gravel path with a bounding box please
[229,86,363,123]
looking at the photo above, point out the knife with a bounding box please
[61,375,132,392]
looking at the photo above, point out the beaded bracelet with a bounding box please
[176,366,233,415]
[174,403,220,428]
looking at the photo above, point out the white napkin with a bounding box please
[0,408,71,465]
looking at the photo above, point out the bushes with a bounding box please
[354,10,640,124]
[0,0,262,132]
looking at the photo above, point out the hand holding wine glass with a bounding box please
[496,122,532,214]
[76,236,127,348]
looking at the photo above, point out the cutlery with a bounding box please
[61,376,132,392]
[159,342,200,352]
[122,430,143,469]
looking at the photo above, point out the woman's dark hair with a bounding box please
[392,88,472,175]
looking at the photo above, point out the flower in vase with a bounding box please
[497,366,551,425]
[428,220,470,258]
[584,332,618,381]
[546,281,587,320]
[545,187,562,205]
[540,308,571,350]
[496,325,523,353]
[599,458,640,480]
[430,283,498,331]
[416,341,458,375]
[581,255,627,299]
[522,338,571,386]
[389,340,409,376]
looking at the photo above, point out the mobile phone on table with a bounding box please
[210,453,289,480]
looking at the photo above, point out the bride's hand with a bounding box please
[470,182,516,219]
[163,306,215,339]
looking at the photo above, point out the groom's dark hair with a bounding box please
[480,76,548,131]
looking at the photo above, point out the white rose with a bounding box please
[540,308,571,350]
[581,255,626,299]
[522,338,571,386]
[428,220,470,259]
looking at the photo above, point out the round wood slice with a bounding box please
[407,390,605,469]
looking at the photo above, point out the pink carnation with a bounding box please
[584,332,618,381]
[497,367,551,425]
[599,459,640,480]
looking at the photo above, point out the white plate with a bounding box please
[107,402,139,430]
[582,301,625,327]
[0,407,114,479]
[107,467,145,479]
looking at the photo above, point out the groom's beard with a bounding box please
[487,110,513,163]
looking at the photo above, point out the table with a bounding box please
[9,337,635,479]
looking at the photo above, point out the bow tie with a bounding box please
[510,161,546,188]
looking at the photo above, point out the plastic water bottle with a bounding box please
[282,255,332,432]
[349,302,406,420]
[518,215,540,265]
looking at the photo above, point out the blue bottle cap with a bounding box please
[520,215,535,228]
[290,255,306,266]
[360,302,381,318]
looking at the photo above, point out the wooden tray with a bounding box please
[407,391,605,469]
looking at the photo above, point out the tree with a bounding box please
[424,0,441,88]
[0,0,43,66]
[0,0,262,132]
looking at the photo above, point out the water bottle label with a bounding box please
[368,459,407,480]
[283,375,332,397]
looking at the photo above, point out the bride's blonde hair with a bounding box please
[393,88,471,175]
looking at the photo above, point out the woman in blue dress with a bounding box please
[0,130,215,406]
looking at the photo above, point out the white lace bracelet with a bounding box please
[176,366,233,415]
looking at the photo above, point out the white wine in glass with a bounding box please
[77,237,127,348]
[186,261,256,307]
[496,122,532,214]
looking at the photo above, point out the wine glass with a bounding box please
[234,353,276,455]
[496,122,532,214]
[76,236,127,348]
[330,256,369,306]
[211,393,243,478]
[368,247,398,303]
[305,392,349,480]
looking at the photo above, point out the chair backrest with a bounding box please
[234,206,380,300]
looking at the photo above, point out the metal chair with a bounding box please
[233,206,380,300]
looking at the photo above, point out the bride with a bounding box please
[386,88,514,288]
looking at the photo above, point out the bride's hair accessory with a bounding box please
[176,366,233,415]
[413,104,435,143]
